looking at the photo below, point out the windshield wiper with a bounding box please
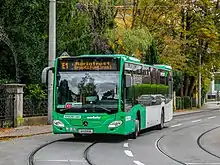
[92,104,111,112]
[59,108,70,112]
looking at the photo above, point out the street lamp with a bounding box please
[48,0,56,124]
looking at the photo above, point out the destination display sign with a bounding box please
[58,57,119,71]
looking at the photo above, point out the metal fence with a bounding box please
[176,96,204,110]
[0,86,14,128]
[23,97,47,117]
[176,97,193,110]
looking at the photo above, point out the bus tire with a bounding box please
[157,110,164,130]
[130,119,139,139]
[73,133,82,138]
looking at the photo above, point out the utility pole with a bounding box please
[48,0,56,124]
[198,51,201,108]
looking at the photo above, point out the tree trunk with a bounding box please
[180,7,185,39]
[180,77,184,97]
[184,76,189,96]
[131,0,139,29]
[188,76,195,97]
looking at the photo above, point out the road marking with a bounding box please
[186,163,220,165]
[123,143,129,147]
[208,116,216,119]
[133,160,145,165]
[124,150,134,157]
[35,159,86,163]
[192,119,202,123]
[170,124,182,128]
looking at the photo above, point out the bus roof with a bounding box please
[58,54,172,71]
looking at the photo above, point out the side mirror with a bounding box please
[125,75,132,87]
[41,66,54,85]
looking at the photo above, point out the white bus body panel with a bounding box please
[145,100,173,128]
[164,99,173,122]
[145,105,162,128]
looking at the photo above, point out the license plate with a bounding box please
[78,129,93,134]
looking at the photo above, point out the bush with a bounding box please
[23,84,47,116]
[24,84,47,101]
[127,84,168,99]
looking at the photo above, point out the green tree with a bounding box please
[134,0,220,99]
[57,0,116,55]
[0,0,117,84]
[1,0,48,84]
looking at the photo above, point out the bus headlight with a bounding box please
[53,120,64,127]
[108,120,122,129]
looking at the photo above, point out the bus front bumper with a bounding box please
[52,123,129,135]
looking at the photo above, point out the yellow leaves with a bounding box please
[135,49,143,59]
[160,36,187,70]
[117,37,123,46]
[115,8,133,29]
[196,28,217,40]
[105,28,152,57]
[108,40,115,50]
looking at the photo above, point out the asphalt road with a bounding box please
[29,108,220,165]
[1,105,220,165]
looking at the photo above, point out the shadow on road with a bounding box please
[57,134,128,144]
[56,125,167,143]
[139,125,169,137]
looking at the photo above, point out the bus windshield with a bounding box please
[56,71,119,113]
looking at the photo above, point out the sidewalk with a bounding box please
[174,102,220,116]
[0,125,52,139]
[0,102,219,140]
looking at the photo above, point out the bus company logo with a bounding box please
[87,116,101,120]
[83,121,88,126]
[64,115,81,119]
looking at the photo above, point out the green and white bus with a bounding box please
[42,54,173,139]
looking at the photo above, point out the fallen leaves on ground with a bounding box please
[0,128,13,134]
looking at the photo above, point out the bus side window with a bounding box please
[159,70,166,85]
[124,63,133,111]
[133,64,143,105]
[168,71,173,100]
[143,66,151,84]
[140,66,152,106]
[157,69,160,85]
[151,68,157,96]
[151,68,157,85]
[124,73,132,102]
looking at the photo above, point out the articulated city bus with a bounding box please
[42,54,173,139]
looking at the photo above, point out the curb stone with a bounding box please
[174,108,219,117]
[0,131,52,141]
[174,102,220,117]
[174,110,206,117]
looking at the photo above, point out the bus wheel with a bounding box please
[130,119,139,139]
[157,111,164,130]
[73,133,82,138]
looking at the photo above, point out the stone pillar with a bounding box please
[5,84,25,127]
